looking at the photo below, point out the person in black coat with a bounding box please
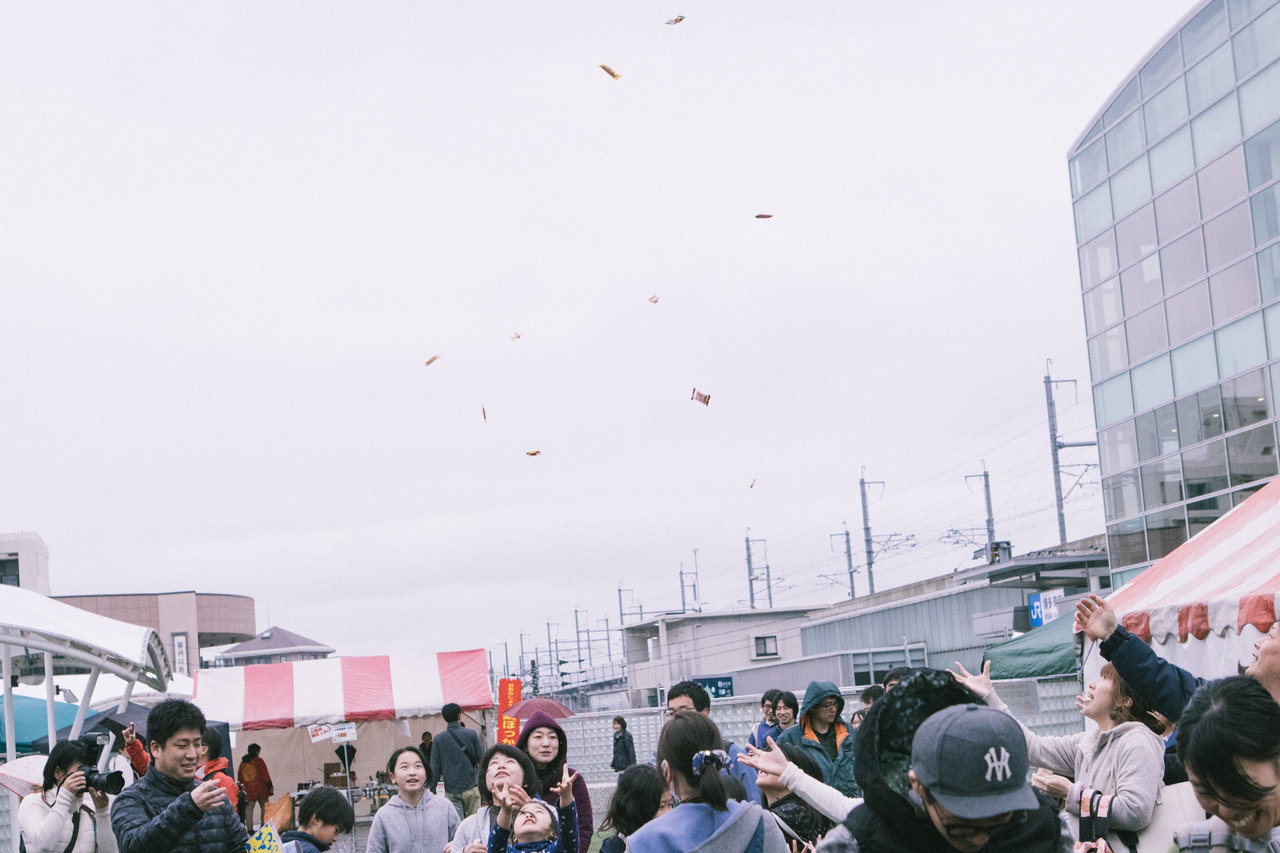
[111,700,248,853]
[609,717,636,773]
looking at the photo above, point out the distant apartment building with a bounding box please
[0,532,50,593]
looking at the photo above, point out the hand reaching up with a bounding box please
[1075,594,1118,642]
[947,660,994,699]
[549,763,579,807]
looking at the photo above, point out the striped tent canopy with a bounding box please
[193,650,492,731]
[1108,476,1280,644]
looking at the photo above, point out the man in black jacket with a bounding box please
[111,699,248,853]
[817,669,1070,853]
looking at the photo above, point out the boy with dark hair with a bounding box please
[748,689,782,750]
[665,680,762,804]
[432,701,484,820]
[196,728,240,818]
[281,785,356,853]
[111,699,248,853]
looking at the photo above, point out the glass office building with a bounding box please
[1071,0,1280,584]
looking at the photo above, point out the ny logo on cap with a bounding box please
[983,746,1011,782]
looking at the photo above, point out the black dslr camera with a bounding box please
[78,733,126,795]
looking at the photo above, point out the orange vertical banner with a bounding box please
[497,678,523,745]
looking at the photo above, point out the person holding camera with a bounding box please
[18,740,119,853]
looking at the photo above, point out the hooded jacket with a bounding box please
[776,681,859,798]
[516,712,592,853]
[985,689,1165,832]
[627,800,788,853]
[365,791,458,853]
[195,758,238,813]
[816,669,1072,853]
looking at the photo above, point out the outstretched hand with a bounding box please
[947,660,994,699]
[740,736,789,779]
[1075,594,1118,642]
[550,763,579,807]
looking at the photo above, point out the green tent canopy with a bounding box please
[982,611,1078,679]
[0,695,82,753]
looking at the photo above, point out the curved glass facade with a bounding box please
[1072,0,1280,583]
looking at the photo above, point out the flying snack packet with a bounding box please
[600,64,621,79]
[755,214,773,219]
[649,295,660,304]
[666,15,685,24]
[691,388,711,406]
[510,332,522,341]
[424,355,440,366]
[526,450,541,456]
[482,407,487,422]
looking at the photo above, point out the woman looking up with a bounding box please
[515,712,593,853]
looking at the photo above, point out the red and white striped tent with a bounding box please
[1098,476,1280,679]
[193,649,492,731]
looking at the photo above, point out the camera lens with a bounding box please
[84,770,125,796]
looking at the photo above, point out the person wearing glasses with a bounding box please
[815,692,1071,852]
[776,682,860,798]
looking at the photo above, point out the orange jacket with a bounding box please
[199,757,240,808]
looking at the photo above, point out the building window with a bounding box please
[753,636,779,658]
[0,558,18,587]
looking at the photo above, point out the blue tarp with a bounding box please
[0,695,83,752]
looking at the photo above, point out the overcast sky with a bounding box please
[1,2,1189,670]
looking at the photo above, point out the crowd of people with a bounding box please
[12,593,1280,852]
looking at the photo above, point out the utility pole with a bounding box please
[830,523,856,599]
[860,468,884,594]
[679,555,700,613]
[497,642,511,678]
[745,534,774,608]
[574,609,585,672]
[966,462,996,560]
[1045,361,1098,545]
[618,585,645,625]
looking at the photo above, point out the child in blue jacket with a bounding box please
[487,764,578,853]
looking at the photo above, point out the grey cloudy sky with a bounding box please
[2,2,1185,666]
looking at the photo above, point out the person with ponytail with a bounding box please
[626,711,787,853]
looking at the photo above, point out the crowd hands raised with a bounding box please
[14,600,1280,853]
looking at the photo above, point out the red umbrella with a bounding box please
[503,698,574,719]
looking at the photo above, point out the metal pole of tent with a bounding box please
[45,652,57,746]
[69,666,101,740]
[3,643,17,853]
[118,679,136,714]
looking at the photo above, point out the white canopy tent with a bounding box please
[1,585,170,761]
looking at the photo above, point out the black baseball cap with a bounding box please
[911,703,1038,819]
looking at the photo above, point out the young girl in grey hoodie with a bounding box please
[367,747,459,853]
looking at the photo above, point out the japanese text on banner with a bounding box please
[497,678,523,746]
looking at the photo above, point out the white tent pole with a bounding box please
[45,651,57,746]
[117,679,135,714]
[3,643,15,853]
[69,666,101,740]
[2,643,16,763]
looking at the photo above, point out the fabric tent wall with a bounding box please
[227,710,488,806]
[194,650,492,731]
[983,612,1079,679]
[1082,477,1280,687]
